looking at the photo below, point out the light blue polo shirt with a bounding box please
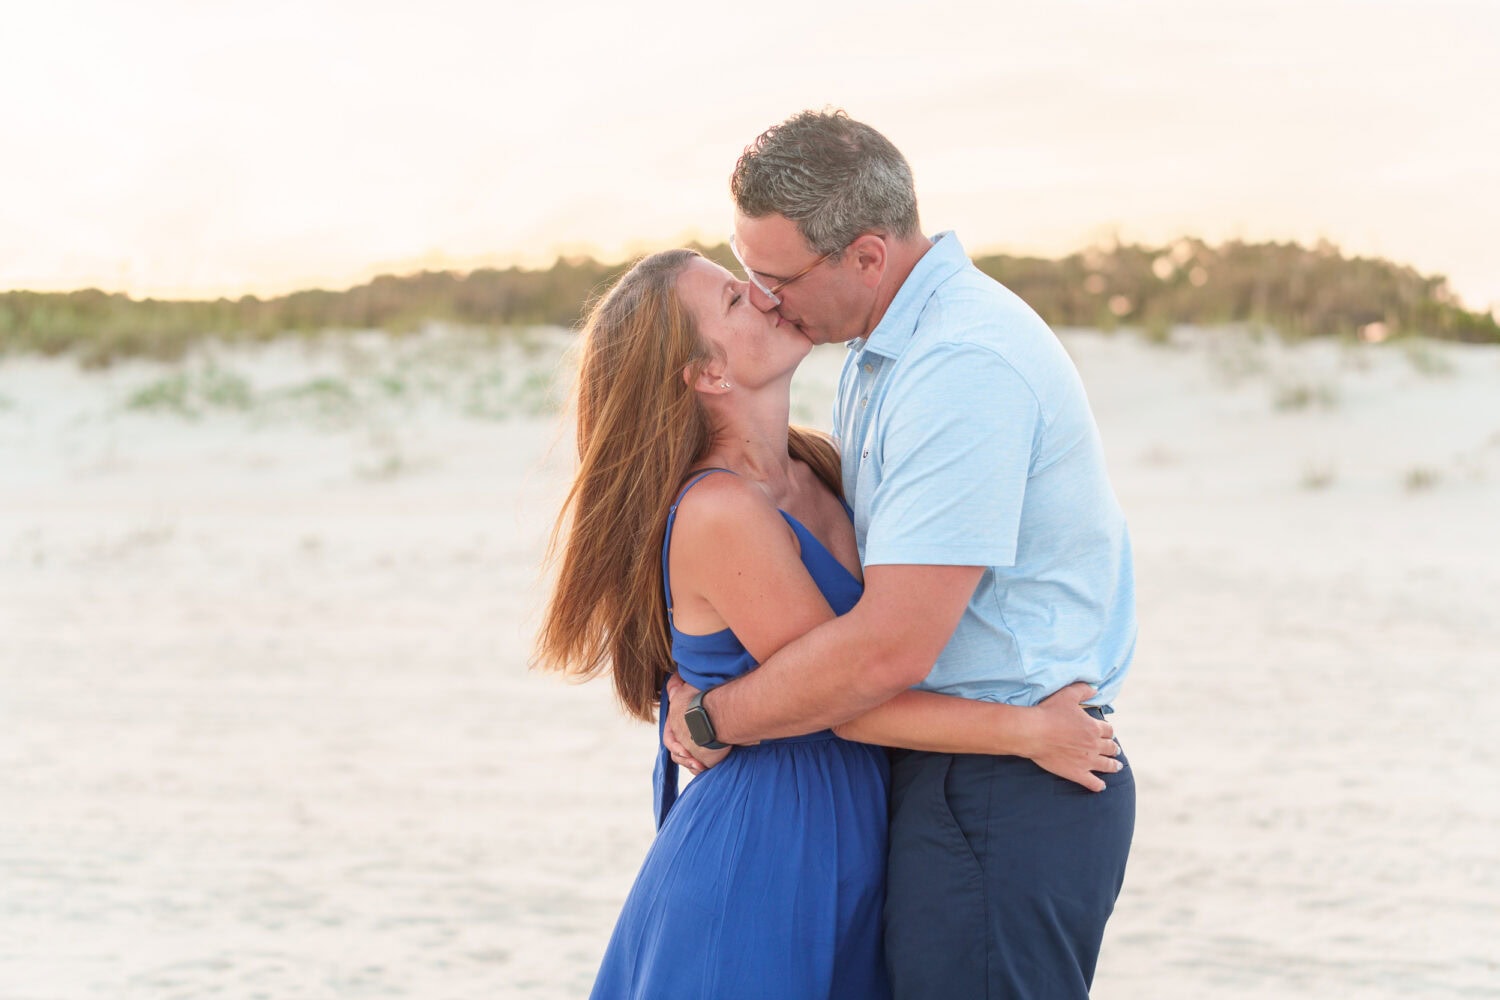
[835,232,1135,708]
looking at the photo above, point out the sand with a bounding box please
[2,325,1497,998]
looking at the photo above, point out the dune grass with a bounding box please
[3,238,1494,366]
[113,329,567,429]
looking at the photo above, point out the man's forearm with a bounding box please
[696,563,984,747]
[704,602,922,744]
[833,690,1042,755]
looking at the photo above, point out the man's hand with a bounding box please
[663,674,731,775]
[1029,682,1122,793]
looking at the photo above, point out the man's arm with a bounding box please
[669,562,982,747]
[832,683,1119,792]
[669,342,1043,754]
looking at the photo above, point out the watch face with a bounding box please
[684,707,714,747]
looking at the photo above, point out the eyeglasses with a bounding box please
[728,233,840,308]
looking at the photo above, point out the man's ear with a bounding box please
[850,233,888,289]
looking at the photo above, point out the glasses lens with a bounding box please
[729,235,781,305]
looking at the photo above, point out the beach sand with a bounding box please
[2,327,1497,998]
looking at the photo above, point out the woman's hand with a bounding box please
[664,674,732,774]
[1025,682,1121,792]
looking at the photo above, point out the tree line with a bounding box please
[1,237,1493,366]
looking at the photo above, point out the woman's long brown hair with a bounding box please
[534,249,843,722]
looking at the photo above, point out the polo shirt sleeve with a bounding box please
[862,342,1039,568]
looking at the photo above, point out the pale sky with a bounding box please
[4,0,1497,312]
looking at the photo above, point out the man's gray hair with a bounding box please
[731,110,920,258]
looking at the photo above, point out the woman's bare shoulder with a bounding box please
[667,470,803,625]
[671,470,783,539]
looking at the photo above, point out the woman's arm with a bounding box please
[832,684,1120,792]
[667,474,846,661]
[664,473,847,774]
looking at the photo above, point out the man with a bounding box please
[667,110,1136,999]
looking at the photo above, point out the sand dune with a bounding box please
[2,327,1497,998]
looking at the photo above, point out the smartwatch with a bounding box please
[683,690,729,750]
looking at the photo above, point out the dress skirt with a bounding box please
[590,731,891,1000]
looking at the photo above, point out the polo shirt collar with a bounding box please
[852,231,969,360]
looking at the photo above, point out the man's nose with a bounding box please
[746,283,780,313]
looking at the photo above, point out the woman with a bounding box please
[535,249,1118,999]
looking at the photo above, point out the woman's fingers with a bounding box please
[662,720,691,762]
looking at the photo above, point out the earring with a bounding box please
[720,381,731,389]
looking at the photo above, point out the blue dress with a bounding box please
[590,470,892,1000]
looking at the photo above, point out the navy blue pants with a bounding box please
[884,726,1134,999]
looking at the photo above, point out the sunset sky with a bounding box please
[4,0,1496,312]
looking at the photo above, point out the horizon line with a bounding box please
[3,232,1489,314]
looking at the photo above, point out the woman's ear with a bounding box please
[684,362,730,395]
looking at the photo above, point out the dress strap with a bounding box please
[654,466,736,830]
[673,467,737,508]
[653,673,678,829]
